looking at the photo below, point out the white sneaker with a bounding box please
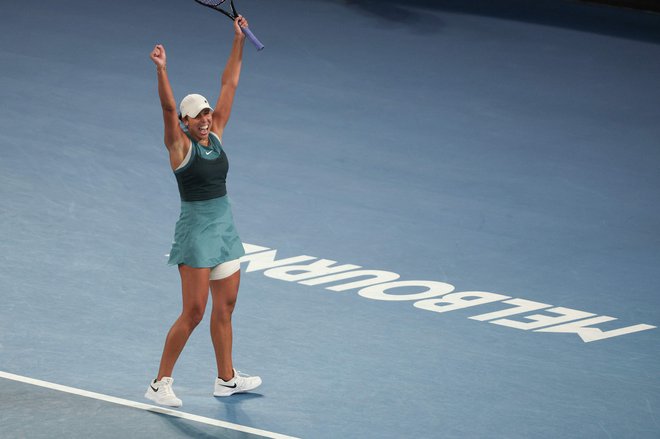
[214,369,262,397]
[145,377,182,407]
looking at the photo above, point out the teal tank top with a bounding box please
[174,133,228,201]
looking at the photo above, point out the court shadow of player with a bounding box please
[149,411,253,439]
[213,393,264,427]
[214,392,264,403]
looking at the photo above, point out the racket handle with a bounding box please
[242,27,264,51]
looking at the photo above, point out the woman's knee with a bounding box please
[216,301,236,319]
[178,265,212,328]
[182,305,206,327]
[211,299,236,324]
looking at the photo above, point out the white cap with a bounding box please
[179,94,213,119]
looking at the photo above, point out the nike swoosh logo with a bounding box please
[150,384,159,392]
[219,383,237,388]
[205,150,213,155]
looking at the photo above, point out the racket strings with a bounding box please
[196,0,226,6]
[192,0,263,50]
[194,0,237,19]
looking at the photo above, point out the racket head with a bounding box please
[195,0,227,7]
[194,0,235,19]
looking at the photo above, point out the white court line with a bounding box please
[0,370,299,439]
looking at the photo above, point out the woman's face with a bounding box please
[184,108,213,142]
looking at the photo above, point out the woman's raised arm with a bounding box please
[211,16,247,141]
[150,44,188,166]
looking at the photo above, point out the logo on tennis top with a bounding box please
[205,150,213,155]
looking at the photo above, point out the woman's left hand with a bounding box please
[234,15,248,39]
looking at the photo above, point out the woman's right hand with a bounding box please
[150,44,167,69]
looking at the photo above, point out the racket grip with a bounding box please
[242,27,264,51]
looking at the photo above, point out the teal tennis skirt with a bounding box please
[168,195,245,268]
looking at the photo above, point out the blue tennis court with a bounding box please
[1,0,659,438]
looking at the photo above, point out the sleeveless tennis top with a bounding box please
[174,132,228,201]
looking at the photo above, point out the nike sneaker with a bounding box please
[145,377,182,407]
[214,369,262,397]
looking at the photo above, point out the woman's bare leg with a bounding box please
[156,265,211,380]
[209,270,240,381]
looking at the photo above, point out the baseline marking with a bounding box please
[0,370,299,439]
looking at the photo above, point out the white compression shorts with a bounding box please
[210,259,240,281]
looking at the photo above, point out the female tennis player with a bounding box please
[145,15,261,407]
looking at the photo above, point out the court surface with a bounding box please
[1,0,659,438]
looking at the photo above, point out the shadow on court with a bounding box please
[0,378,259,439]
[151,412,257,439]
[329,0,660,43]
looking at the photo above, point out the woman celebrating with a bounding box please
[145,15,261,407]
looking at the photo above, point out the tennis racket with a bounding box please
[193,0,265,51]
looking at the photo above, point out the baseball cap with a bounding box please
[179,94,213,119]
